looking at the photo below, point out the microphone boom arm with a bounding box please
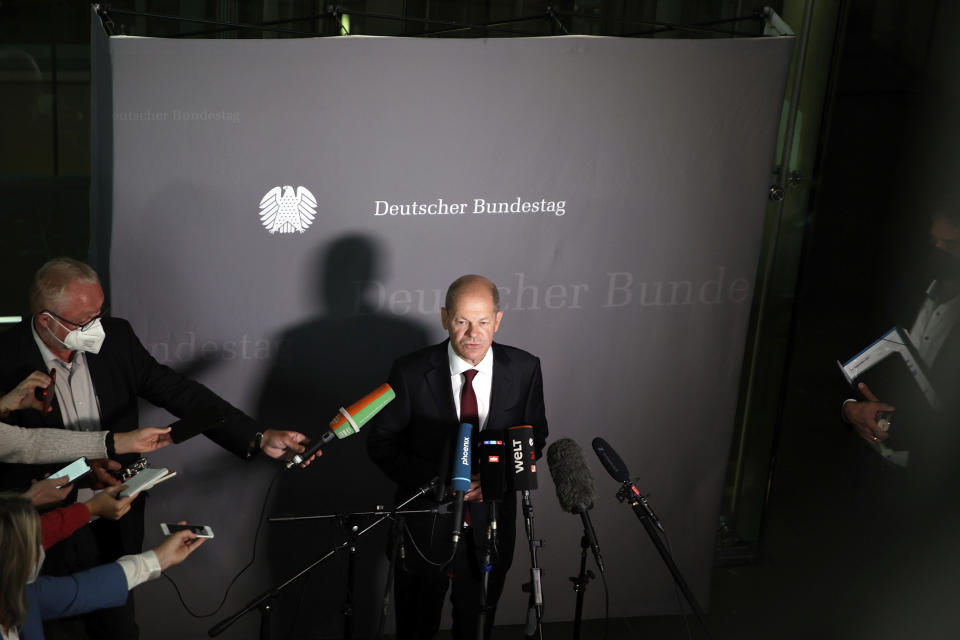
[615,481,710,637]
[208,478,438,637]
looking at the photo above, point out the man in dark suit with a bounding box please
[0,257,315,639]
[842,212,960,459]
[367,274,548,640]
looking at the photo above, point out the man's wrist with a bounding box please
[105,431,117,458]
[246,431,264,459]
[0,394,12,418]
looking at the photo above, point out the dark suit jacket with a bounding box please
[367,340,548,572]
[0,316,263,554]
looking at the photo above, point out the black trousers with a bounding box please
[394,502,514,640]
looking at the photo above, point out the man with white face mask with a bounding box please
[0,257,317,640]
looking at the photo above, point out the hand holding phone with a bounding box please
[51,457,92,488]
[160,523,214,538]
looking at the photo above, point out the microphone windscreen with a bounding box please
[546,438,595,513]
[591,437,631,483]
[451,423,473,493]
[478,431,507,501]
[329,383,396,439]
[507,425,538,491]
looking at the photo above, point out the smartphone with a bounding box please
[33,368,56,413]
[160,523,215,538]
[51,457,91,487]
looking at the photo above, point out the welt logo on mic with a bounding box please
[513,437,534,475]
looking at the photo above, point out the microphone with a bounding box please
[546,438,605,573]
[450,422,473,546]
[591,437,663,532]
[507,425,538,491]
[286,383,396,468]
[478,431,507,502]
[591,437,629,482]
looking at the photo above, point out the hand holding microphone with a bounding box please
[285,383,396,468]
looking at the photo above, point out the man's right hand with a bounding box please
[843,382,895,444]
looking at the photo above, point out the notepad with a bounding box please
[120,468,177,498]
[838,327,940,467]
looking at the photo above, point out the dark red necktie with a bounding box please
[460,369,479,430]
[459,369,479,527]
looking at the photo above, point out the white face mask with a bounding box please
[26,546,45,584]
[45,315,106,355]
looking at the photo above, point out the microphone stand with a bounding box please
[615,482,710,637]
[208,480,439,639]
[520,490,544,640]
[569,534,594,640]
[476,500,498,640]
[375,515,406,640]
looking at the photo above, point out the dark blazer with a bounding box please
[367,339,548,571]
[0,316,263,552]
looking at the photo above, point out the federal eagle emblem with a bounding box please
[259,185,317,234]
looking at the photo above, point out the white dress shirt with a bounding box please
[448,342,494,431]
[31,319,102,431]
[907,280,960,368]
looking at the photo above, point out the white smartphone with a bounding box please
[160,523,215,538]
[51,457,91,487]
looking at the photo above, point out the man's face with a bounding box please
[441,287,503,366]
[36,281,105,350]
[931,216,960,260]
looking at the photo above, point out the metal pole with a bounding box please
[730,0,816,516]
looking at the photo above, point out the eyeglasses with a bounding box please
[42,307,107,332]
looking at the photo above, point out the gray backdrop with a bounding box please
[98,31,793,639]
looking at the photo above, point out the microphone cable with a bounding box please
[161,466,282,618]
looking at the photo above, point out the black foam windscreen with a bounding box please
[478,430,507,501]
[507,424,538,491]
[591,437,631,483]
[546,438,595,513]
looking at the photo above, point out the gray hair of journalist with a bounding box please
[30,257,100,315]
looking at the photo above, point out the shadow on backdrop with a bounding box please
[255,234,431,639]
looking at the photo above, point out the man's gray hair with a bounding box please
[30,258,100,314]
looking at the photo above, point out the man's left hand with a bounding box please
[465,478,483,502]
